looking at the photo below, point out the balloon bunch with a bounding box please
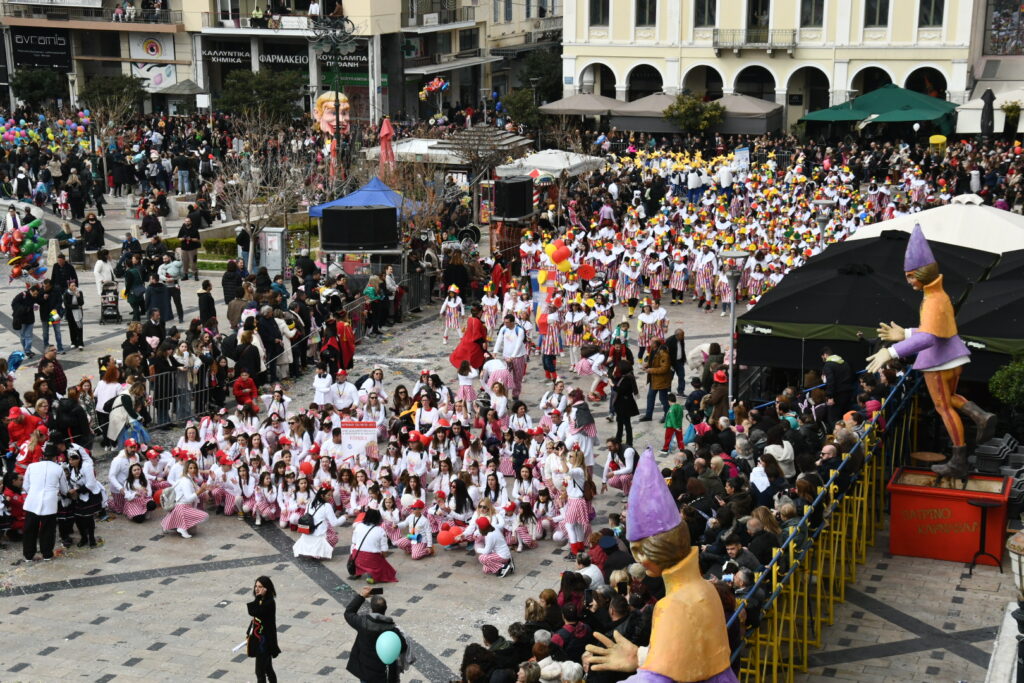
[1,216,47,282]
[0,110,92,152]
[543,238,573,273]
[418,76,448,101]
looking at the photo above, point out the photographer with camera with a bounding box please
[344,584,411,683]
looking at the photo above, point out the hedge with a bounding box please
[202,238,237,256]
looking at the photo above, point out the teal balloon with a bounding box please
[375,631,401,665]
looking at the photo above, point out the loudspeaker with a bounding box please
[494,176,533,219]
[320,205,398,251]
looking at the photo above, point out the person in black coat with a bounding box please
[198,280,217,327]
[143,276,173,324]
[246,576,280,683]
[221,261,243,304]
[611,362,639,445]
[235,332,262,380]
[256,305,283,382]
[344,585,408,683]
[52,390,93,450]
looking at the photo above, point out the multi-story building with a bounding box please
[0,0,561,120]
[561,0,1010,130]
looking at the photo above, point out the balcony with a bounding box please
[1,3,183,31]
[403,46,502,75]
[712,28,796,56]
[201,11,313,34]
[401,5,475,32]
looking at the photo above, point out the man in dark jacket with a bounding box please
[257,305,283,382]
[0,376,23,472]
[820,347,853,424]
[141,306,167,347]
[599,533,632,582]
[176,217,201,281]
[144,276,173,324]
[39,279,66,354]
[344,586,409,683]
[50,253,78,292]
[664,328,687,393]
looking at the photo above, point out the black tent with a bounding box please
[986,248,1024,282]
[799,230,997,303]
[736,232,997,373]
[957,279,1024,381]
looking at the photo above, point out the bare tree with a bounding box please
[214,112,317,272]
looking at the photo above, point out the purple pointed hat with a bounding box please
[904,223,936,272]
[626,447,680,542]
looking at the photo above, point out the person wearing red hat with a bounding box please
[292,483,345,560]
[232,370,258,409]
[708,369,730,422]
[474,516,514,576]
[208,454,240,515]
[106,438,141,515]
[395,499,433,559]
[161,460,211,538]
[6,406,42,451]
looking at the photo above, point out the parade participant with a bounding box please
[395,498,433,559]
[293,483,344,560]
[493,314,529,401]
[474,516,515,577]
[440,284,464,345]
[450,304,488,370]
[349,508,397,583]
[161,460,211,539]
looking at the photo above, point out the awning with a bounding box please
[539,92,620,116]
[404,55,502,75]
[490,41,559,57]
[155,79,206,96]
[494,149,604,178]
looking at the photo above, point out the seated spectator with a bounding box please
[723,533,764,573]
[550,603,593,662]
[745,517,780,567]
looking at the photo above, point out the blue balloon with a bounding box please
[491,91,498,100]
[495,102,503,112]
[375,631,401,665]
[37,114,45,122]
[83,109,91,117]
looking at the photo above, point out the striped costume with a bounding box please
[161,503,209,532]
[481,298,502,332]
[669,263,688,290]
[539,319,562,356]
[441,296,464,332]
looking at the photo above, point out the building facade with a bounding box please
[561,0,1000,130]
[0,0,561,119]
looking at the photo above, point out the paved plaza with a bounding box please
[0,266,1013,682]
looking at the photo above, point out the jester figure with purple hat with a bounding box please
[866,224,996,479]
[585,447,738,683]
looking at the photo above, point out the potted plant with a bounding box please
[1001,100,1021,136]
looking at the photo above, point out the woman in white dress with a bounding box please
[292,484,344,560]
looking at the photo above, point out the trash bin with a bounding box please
[68,238,85,264]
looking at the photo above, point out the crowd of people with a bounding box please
[0,102,1010,680]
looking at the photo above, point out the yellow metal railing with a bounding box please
[728,372,922,683]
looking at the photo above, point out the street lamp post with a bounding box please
[720,249,749,407]
[480,87,491,126]
[812,198,836,250]
[530,77,540,106]
[1008,531,1024,683]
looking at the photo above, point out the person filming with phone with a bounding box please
[344,584,412,682]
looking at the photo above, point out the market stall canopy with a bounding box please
[308,176,421,218]
[956,87,1024,134]
[800,84,957,129]
[155,79,206,96]
[494,149,605,179]
[715,93,784,134]
[609,92,676,116]
[363,127,533,167]
[847,195,1024,255]
[538,92,621,116]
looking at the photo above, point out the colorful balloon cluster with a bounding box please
[1,216,47,281]
[0,110,92,153]
[418,77,449,101]
[543,238,573,273]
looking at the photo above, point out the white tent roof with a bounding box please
[955,88,1024,134]
[494,149,605,179]
[362,138,466,165]
[847,195,1024,254]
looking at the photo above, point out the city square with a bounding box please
[0,1,1021,682]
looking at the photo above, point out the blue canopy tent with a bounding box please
[308,176,421,218]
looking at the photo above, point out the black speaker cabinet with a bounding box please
[494,176,533,219]
[320,205,398,251]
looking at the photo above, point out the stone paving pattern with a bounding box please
[0,268,1015,682]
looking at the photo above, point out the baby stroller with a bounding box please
[99,281,122,325]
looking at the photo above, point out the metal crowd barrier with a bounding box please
[728,371,922,682]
